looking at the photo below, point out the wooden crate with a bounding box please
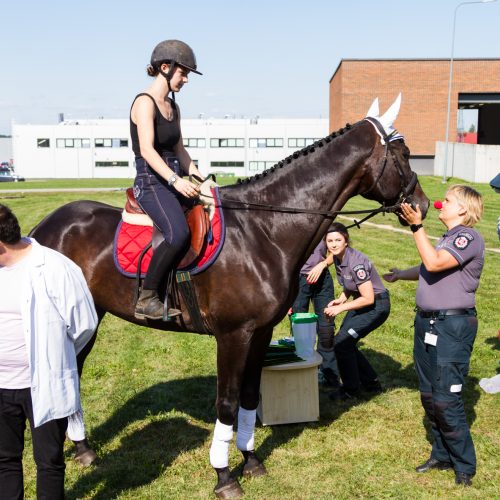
[257,352,322,425]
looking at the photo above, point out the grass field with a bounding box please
[4,176,499,499]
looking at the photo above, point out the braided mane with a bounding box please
[236,123,354,184]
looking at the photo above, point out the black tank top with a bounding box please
[130,93,181,159]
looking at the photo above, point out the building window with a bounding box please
[56,138,91,148]
[210,138,244,148]
[37,138,50,148]
[95,138,128,148]
[288,138,320,148]
[249,138,283,148]
[95,161,129,167]
[183,138,206,148]
[249,161,277,171]
[210,161,244,168]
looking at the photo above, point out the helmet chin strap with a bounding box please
[159,63,176,102]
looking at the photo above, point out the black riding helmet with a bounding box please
[151,39,202,75]
[150,40,201,101]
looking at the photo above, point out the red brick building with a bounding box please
[329,59,500,168]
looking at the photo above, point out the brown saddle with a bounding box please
[125,187,210,269]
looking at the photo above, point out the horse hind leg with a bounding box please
[70,308,105,466]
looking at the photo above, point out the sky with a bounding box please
[1,0,499,135]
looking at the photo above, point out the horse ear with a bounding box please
[366,98,380,118]
[379,93,402,132]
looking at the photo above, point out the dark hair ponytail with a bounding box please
[146,64,159,77]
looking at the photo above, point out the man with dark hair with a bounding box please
[0,204,97,499]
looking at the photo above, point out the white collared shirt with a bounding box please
[16,238,98,427]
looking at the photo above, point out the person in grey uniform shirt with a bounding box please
[324,223,390,400]
[292,239,339,387]
[384,184,484,487]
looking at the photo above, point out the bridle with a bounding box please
[199,119,419,229]
[362,117,418,204]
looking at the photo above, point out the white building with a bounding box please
[12,118,328,179]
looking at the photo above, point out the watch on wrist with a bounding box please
[410,224,423,233]
[167,174,178,186]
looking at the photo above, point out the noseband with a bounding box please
[362,117,418,207]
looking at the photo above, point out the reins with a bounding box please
[196,118,418,230]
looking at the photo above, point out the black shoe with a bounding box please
[320,368,340,389]
[455,471,473,486]
[415,457,453,473]
[362,379,383,394]
[328,386,359,401]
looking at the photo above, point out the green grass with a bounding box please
[9,176,500,499]
[0,178,134,190]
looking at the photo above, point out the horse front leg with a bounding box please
[237,327,272,479]
[210,330,253,499]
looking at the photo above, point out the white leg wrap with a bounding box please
[236,407,256,451]
[209,420,233,469]
[67,409,86,442]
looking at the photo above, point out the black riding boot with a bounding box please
[134,241,182,320]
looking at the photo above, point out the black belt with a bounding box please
[375,291,390,301]
[416,307,476,318]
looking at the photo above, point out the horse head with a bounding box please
[357,94,429,225]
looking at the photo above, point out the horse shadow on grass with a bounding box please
[68,347,483,495]
[66,376,216,499]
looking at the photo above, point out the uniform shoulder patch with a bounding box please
[353,264,367,281]
[453,232,474,250]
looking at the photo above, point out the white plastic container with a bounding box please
[291,313,318,359]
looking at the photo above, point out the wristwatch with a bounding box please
[167,174,179,186]
[410,224,423,233]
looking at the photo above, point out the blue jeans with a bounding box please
[133,156,189,248]
[292,271,337,372]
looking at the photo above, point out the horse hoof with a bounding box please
[214,479,244,499]
[242,462,267,478]
[74,448,97,467]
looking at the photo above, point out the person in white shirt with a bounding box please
[0,203,98,499]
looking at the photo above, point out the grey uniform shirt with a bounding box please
[301,241,327,275]
[334,246,387,295]
[416,225,485,310]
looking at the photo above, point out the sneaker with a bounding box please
[362,380,383,394]
[328,386,359,401]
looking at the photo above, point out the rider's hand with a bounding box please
[174,178,200,199]
[382,268,400,283]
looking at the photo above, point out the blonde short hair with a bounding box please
[447,184,483,227]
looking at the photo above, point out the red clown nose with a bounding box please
[434,200,443,209]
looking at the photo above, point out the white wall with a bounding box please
[12,118,328,179]
[434,142,500,183]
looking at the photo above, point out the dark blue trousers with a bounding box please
[334,293,390,392]
[133,157,190,290]
[414,311,477,475]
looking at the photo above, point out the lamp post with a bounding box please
[442,0,496,183]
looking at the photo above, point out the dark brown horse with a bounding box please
[30,104,429,497]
